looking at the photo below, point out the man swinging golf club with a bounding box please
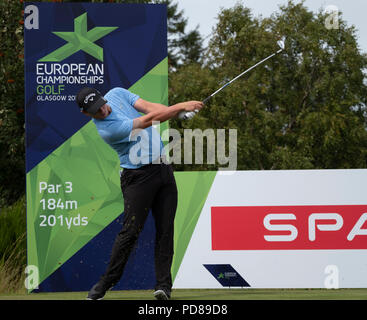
[77,37,284,300]
[77,86,203,300]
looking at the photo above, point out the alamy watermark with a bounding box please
[129,122,238,170]
[324,5,339,30]
[324,264,339,289]
[24,265,39,290]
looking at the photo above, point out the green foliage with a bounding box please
[2,0,367,201]
[0,0,25,207]
[0,196,26,266]
[170,0,367,170]
[0,197,26,294]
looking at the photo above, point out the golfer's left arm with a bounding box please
[132,100,203,130]
[134,98,167,114]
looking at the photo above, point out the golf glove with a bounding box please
[178,109,198,120]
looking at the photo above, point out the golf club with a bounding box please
[178,38,286,120]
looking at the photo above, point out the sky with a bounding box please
[178,0,367,53]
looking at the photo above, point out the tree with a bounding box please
[0,0,25,207]
[2,0,367,206]
[169,0,367,170]
[166,1,203,69]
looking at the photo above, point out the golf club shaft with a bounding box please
[180,47,283,120]
[203,48,283,105]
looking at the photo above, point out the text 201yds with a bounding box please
[38,181,88,229]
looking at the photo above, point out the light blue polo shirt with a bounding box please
[93,87,164,169]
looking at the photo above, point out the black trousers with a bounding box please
[101,162,178,292]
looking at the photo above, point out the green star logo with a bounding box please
[217,273,224,279]
[39,13,118,62]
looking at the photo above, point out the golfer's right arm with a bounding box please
[132,101,203,129]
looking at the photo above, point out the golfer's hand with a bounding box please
[182,101,204,112]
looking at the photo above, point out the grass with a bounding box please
[0,233,27,295]
[0,197,26,256]
[0,288,366,300]
[0,196,27,295]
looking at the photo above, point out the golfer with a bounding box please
[76,87,203,300]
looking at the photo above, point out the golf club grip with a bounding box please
[179,94,212,120]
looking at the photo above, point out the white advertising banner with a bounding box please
[173,169,367,288]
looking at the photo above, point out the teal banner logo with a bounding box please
[39,12,118,62]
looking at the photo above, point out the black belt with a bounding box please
[120,155,167,174]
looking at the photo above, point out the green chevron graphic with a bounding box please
[27,57,213,289]
[171,171,217,282]
[129,57,169,137]
[39,13,117,62]
[27,58,168,288]
[129,57,168,106]
[26,121,123,285]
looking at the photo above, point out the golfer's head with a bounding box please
[76,87,108,118]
